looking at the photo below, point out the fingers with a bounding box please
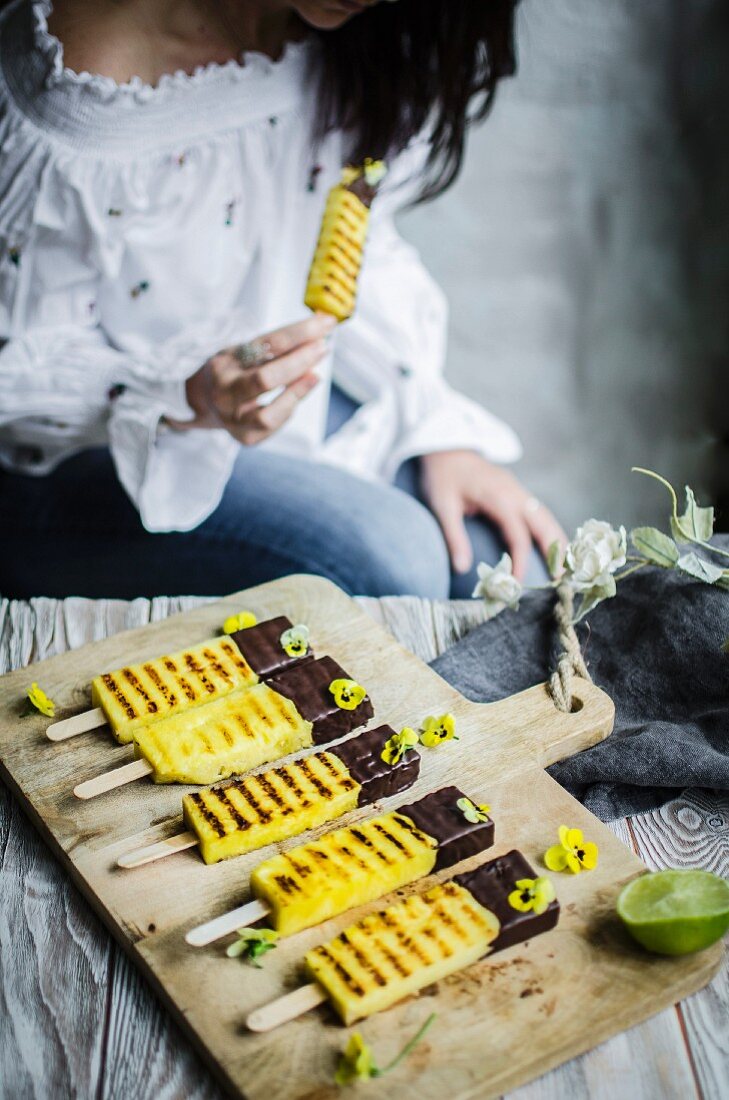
[261,312,337,358]
[525,507,568,567]
[494,508,533,582]
[211,337,328,416]
[429,492,473,574]
[234,372,320,446]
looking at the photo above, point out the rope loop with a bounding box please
[548,581,592,712]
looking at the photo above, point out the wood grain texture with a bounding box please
[0,592,726,1100]
[629,790,729,1100]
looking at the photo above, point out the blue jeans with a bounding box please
[0,388,546,599]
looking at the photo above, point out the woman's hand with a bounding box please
[419,450,567,581]
[172,314,336,445]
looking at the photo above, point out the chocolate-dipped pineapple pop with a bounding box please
[247,850,559,1032]
[185,786,494,945]
[117,725,420,869]
[47,616,312,743]
[304,160,387,322]
[74,656,373,800]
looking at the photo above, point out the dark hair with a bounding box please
[312,0,519,203]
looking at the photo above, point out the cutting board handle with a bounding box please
[473,678,614,774]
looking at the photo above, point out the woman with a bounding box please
[0,0,564,599]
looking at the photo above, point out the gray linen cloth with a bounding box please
[430,538,729,821]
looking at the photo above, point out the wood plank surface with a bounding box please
[0,592,726,1100]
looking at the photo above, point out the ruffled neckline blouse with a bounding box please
[2,0,315,154]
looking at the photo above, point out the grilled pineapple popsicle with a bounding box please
[49,616,312,743]
[248,851,560,1031]
[118,724,420,869]
[186,786,494,945]
[304,160,387,323]
[74,656,373,799]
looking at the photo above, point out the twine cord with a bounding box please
[548,581,592,712]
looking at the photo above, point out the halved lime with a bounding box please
[617,870,729,956]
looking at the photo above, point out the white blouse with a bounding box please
[0,0,521,532]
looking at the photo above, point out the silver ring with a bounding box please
[232,340,274,369]
[524,496,541,516]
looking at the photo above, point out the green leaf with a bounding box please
[546,539,563,580]
[248,941,277,967]
[573,577,617,623]
[671,486,715,543]
[676,552,724,585]
[226,927,278,966]
[630,527,679,568]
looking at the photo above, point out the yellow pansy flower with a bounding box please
[329,678,367,710]
[222,610,258,634]
[507,876,556,916]
[544,825,599,874]
[279,623,310,659]
[419,713,457,748]
[334,1013,436,1086]
[456,797,491,824]
[381,727,419,766]
[26,682,55,718]
[335,1033,377,1085]
[363,158,388,187]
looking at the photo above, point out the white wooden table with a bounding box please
[0,595,726,1100]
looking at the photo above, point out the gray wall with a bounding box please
[398,0,728,534]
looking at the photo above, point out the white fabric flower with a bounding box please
[564,519,627,591]
[472,553,523,612]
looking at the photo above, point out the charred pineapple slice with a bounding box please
[183,751,360,864]
[91,637,256,744]
[304,181,370,322]
[304,881,500,1024]
[133,682,312,785]
[251,812,437,936]
[304,162,387,324]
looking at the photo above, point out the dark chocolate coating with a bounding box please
[455,849,560,952]
[347,174,377,208]
[229,616,313,678]
[334,725,420,806]
[398,786,494,872]
[267,655,374,744]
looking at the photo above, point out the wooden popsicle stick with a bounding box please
[246,984,326,1033]
[185,898,271,947]
[74,757,153,800]
[47,707,106,741]
[117,831,197,869]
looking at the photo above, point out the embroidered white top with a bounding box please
[0,0,521,532]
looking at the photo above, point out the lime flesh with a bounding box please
[617,870,729,956]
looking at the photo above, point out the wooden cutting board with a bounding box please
[0,574,721,1099]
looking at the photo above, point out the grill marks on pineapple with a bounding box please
[184,752,358,841]
[98,674,136,721]
[308,883,496,1003]
[121,668,158,716]
[260,813,434,905]
[186,793,227,837]
[306,188,368,319]
[142,664,177,707]
[211,787,248,831]
[298,758,332,800]
[233,781,273,825]
[164,660,197,702]
[94,638,257,736]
